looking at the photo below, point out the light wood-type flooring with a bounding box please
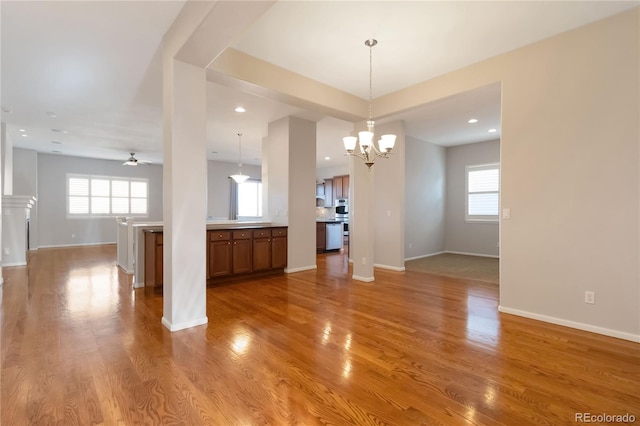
[2,245,638,425]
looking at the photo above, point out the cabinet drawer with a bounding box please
[209,231,231,241]
[252,229,271,239]
[232,230,251,240]
[272,228,287,237]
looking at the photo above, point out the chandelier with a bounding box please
[230,133,249,184]
[343,39,397,169]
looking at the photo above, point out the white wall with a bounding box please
[404,136,446,259]
[374,8,638,340]
[37,153,163,247]
[13,148,38,249]
[20,152,264,247]
[1,123,13,195]
[207,160,261,219]
[317,164,348,182]
[445,139,500,257]
[372,120,405,270]
[497,11,639,339]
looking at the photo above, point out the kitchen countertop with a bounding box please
[133,220,273,231]
[316,218,343,223]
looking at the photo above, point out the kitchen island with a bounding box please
[117,219,285,288]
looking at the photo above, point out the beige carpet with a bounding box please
[405,253,499,284]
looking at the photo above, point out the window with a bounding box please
[237,180,262,217]
[67,174,148,217]
[466,163,499,222]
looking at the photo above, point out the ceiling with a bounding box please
[1,1,636,168]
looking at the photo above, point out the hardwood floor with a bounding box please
[2,245,638,425]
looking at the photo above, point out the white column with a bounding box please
[161,59,208,332]
[372,121,406,271]
[267,116,317,273]
[1,123,13,196]
[350,155,375,281]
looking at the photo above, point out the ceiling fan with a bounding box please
[122,152,150,166]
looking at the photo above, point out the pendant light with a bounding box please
[230,133,249,184]
[343,39,397,169]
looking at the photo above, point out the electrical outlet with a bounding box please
[71,234,76,239]
[3,248,9,255]
[585,291,595,304]
[409,243,412,249]
[361,257,366,265]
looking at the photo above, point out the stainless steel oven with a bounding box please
[335,199,349,236]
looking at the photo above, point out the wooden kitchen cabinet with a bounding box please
[146,227,287,288]
[144,230,163,288]
[316,222,326,252]
[209,231,232,277]
[323,178,333,207]
[333,175,349,201]
[252,229,272,271]
[232,230,252,274]
[271,227,288,269]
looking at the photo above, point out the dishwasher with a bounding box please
[325,222,343,251]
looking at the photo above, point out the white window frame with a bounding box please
[237,179,263,219]
[66,173,149,218]
[465,163,500,223]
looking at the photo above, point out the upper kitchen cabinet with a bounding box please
[333,175,349,201]
[316,178,333,207]
[323,178,333,207]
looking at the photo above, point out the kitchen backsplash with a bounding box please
[316,206,336,220]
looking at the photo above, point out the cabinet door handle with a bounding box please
[233,242,236,245]
[228,242,231,245]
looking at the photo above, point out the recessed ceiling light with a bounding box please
[211,151,218,154]
[51,128,68,134]
[1,107,12,113]
[21,134,28,137]
[52,150,61,154]
[19,128,26,132]
[488,128,497,133]
[468,118,478,124]
[234,107,246,113]
[51,141,62,144]
[324,157,330,160]
[46,111,57,118]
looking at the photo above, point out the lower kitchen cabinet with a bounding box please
[316,222,326,252]
[271,227,288,269]
[146,227,288,288]
[253,227,288,271]
[253,229,272,271]
[209,231,232,277]
[232,230,252,273]
[144,230,163,288]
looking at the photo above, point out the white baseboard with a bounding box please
[161,316,208,332]
[445,250,499,259]
[404,251,445,261]
[285,265,317,273]
[498,306,640,343]
[2,261,27,267]
[133,281,145,289]
[0,277,3,286]
[38,242,117,249]
[352,274,375,282]
[374,263,406,272]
